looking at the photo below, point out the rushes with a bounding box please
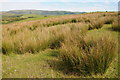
[2,23,88,54]
[2,12,117,31]
[112,19,120,31]
[60,32,117,75]
[88,16,115,30]
[2,12,117,76]
[103,17,114,24]
[2,37,14,54]
[2,12,117,54]
[89,18,104,30]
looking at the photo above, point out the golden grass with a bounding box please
[2,12,118,76]
[60,31,117,75]
[2,12,117,54]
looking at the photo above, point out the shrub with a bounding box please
[60,32,116,75]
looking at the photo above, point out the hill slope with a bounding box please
[2,12,118,78]
[6,10,86,15]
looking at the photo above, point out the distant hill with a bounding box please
[4,10,86,15]
[1,10,86,24]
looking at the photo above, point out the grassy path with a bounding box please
[2,24,118,78]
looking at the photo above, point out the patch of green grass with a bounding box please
[2,49,64,78]
[18,14,57,22]
[2,14,58,24]
[2,49,82,78]
[9,14,58,24]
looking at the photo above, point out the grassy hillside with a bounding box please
[1,13,57,24]
[3,24,118,78]
[7,10,85,15]
[2,12,119,78]
[1,10,86,24]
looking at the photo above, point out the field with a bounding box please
[1,10,84,24]
[2,12,119,78]
[1,13,57,24]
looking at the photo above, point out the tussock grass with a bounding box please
[2,23,88,54]
[88,16,115,30]
[88,18,104,30]
[2,12,117,54]
[2,12,118,77]
[2,12,117,31]
[103,17,114,24]
[112,19,120,31]
[3,24,118,78]
[60,32,117,75]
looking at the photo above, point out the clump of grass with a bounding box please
[105,17,114,24]
[112,20,120,31]
[89,21,103,30]
[60,32,116,75]
[88,17,105,30]
[2,37,14,54]
[29,24,38,31]
[104,17,114,24]
[88,16,115,30]
[48,32,64,49]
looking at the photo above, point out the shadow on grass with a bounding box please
[45,49,60,57]
[107,27,120,32]
[45,49,92,76]
[47,59,76,75]
[45,49,81,76]
[46,59,86,76]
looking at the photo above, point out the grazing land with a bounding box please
[2,11,119,78]
[1,10,85,24]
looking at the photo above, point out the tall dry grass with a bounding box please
[2,12,117,31]
[112,18,120,31]
[60,32,117,75]
[2,23,88,54]
[2,12,118,75]
[2,12,117,54]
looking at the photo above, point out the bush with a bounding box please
[60,32,116,75]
